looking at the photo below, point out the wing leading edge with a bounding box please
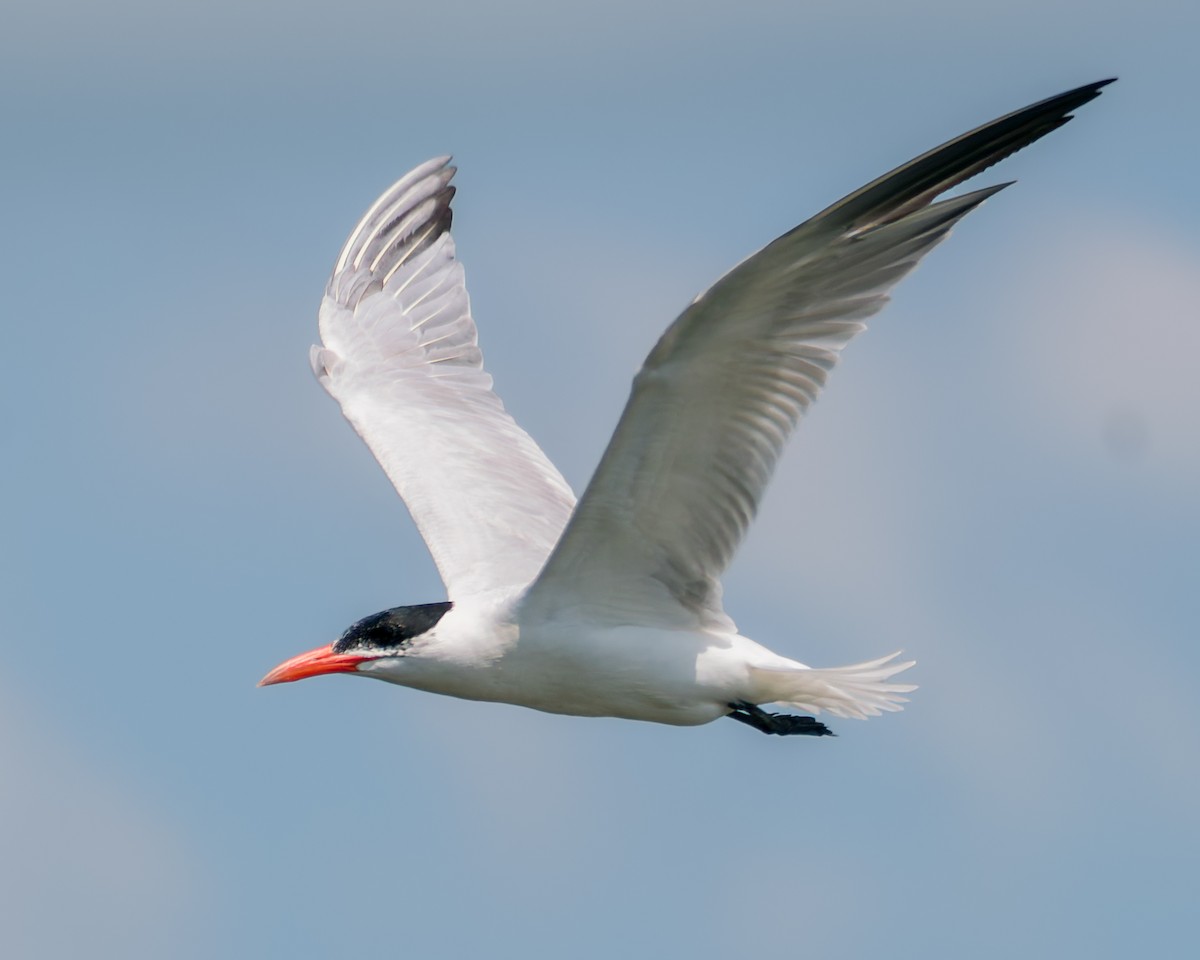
[523,80,1114,629]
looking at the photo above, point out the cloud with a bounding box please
[0,680,199,959]
[1002,213,1200,487]
[711,206,1200,838]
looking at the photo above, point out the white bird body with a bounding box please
[352,592,911,725]
[261,80,1113,738]
[355,594,774,725]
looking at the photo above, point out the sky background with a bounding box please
[3,2,1197,957]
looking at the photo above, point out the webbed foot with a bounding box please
[726,701,835,737]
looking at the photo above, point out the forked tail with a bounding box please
[750,652,917,719]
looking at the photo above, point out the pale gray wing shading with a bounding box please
[524,80,1113,630]
[313,157,576,600]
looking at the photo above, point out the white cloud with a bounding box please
[709,208,1200,835]
[0,681,199,959]
[1002,213,1200,487]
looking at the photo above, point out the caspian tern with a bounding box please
[261,80,1112,736]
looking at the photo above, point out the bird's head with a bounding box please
[258,602,453,686]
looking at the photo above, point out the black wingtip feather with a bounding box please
[809,78,1115,235]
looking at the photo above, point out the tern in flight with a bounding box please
[261,80,1112,737]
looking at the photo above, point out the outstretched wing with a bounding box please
[524,80,1113,630]
[313,157,576,600]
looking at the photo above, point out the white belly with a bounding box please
[362,619,782,726]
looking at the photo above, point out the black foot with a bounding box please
[726,701,835,737]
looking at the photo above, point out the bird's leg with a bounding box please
[727,701,835,737]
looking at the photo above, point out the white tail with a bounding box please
[750,652,917,719]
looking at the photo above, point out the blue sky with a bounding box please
[2,2,1197,957]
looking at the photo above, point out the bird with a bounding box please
[260,79,1113,737]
